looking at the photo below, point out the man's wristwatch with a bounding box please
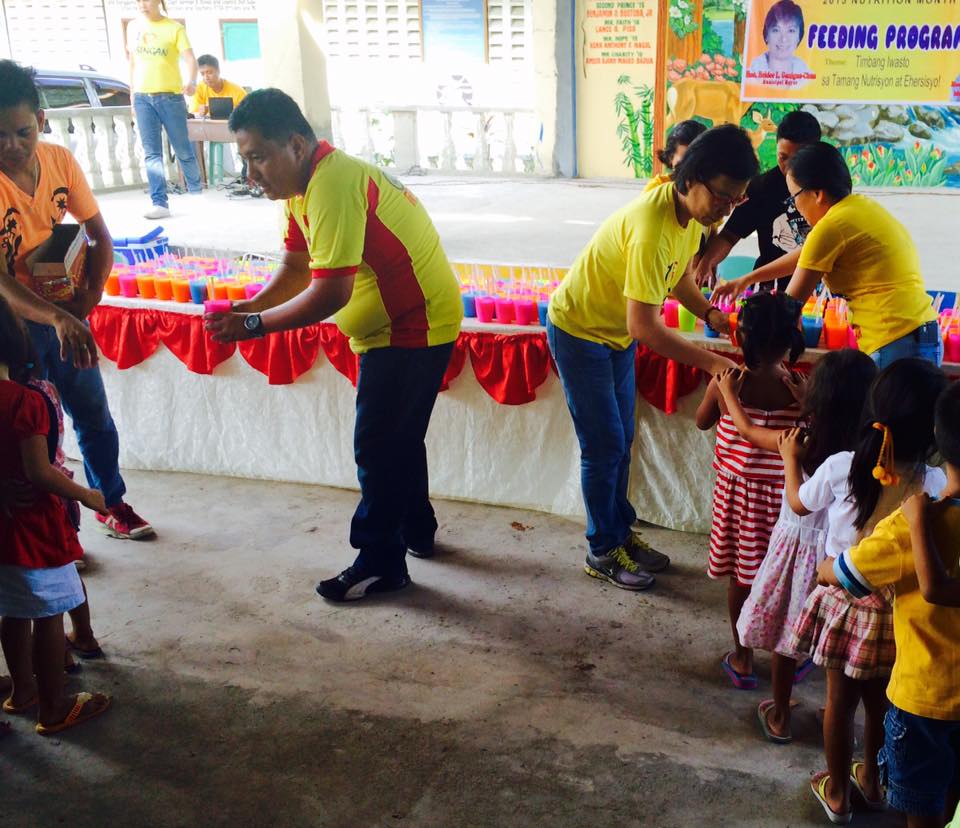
[704,306,724,329]
[243,313,265,337]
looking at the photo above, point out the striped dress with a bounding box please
[708,404,800,586]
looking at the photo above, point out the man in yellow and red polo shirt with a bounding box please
[206,88,462,602]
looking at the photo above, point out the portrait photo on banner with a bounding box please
[743,0,815,92]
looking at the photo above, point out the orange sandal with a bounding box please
[3,695,38,714]
[35,692,111,736]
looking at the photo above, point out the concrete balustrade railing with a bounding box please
[331,106,541,175]
[43,108,179,192]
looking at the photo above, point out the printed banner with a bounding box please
[741,0,960,103]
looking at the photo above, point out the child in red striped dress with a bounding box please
[696,292,805,690]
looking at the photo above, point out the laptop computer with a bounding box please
[208,97,235,120]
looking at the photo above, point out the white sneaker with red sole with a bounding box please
[96,503,155,540]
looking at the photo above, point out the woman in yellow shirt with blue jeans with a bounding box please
[722,141,941,368]
[547,125,758,591]
[127,0,203,219]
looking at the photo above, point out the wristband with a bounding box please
[703,306,722,324]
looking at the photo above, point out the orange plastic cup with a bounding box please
[104,274,121,296]
[824,320,849,349]
[154,277,173,300]
[135,275,156,299]
[213,283,232,300]
[728,312,738,339]
[226,283,247,301]
[171,279,192,303]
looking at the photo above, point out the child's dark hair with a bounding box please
[935,382,960,468]
[800,350,877,476]
[0,294,34,383]
[736,292,804,370]
[848,359,947,530]
[786,142,852,202]
[656,119,707,168]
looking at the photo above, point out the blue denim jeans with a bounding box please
[546,320,637,556]
[26,321,125,507]
[879,704,960,818]
[870,321,943,369]
[133,92,202,207]
[350,343,455,578]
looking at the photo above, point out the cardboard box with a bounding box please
[26,223,88,302]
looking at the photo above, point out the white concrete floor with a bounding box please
[97,175,960,293]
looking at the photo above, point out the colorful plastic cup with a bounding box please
[728,312,739,339]
[189,280,208,305]
[462,293,477,318]
[475,296,496,323]
[203,299,233,315]
[663,299,680,329]
[824,320,849,350]
[677,304,697,333]
[135,275,156,299]
[494,298,515,324]
[244,283,264,299]
[213,283,231,300]
[847,326,859,350]
[118,274,139,298]
[946,332,960,363]
[154,277,173,301]
[514,300,537,325]
[802,317,823,348]
[104,274,121,296]
[537,300,549,326]
[227,283,247,301]
[171,279,192,303]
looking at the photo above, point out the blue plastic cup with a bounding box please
[704,322,720,338]
[462,293,477,318]
[802,317,823,348]
[189,280,208,304]
[537,300,549,326]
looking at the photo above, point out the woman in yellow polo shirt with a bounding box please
[547,125,758,592]
[780,141,940,368]
[127,0,203,220]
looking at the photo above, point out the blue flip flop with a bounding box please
[721,652,758,690]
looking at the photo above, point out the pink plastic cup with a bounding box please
[494,298,515,324]
[203,299,233,315]
[663,299,680,328]
[946,332,960,363]
[475,296,496,323]
[118,274,139,298]
[513,300,537,325]
[244,282,264,299]
[847,326,859,349]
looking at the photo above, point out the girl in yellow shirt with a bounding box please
[127,0,203,220]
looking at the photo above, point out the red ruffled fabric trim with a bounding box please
[91,305,773,412]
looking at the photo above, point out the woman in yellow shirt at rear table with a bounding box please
[715,141,940,369]
[127,0,203,220]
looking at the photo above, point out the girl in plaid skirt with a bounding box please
[784,359,948,823]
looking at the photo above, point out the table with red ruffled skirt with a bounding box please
[75,298,957,534]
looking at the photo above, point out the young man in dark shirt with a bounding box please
[695,110,822,291]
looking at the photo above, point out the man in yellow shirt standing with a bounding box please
[205,89,463,603]
[191,55,247,117]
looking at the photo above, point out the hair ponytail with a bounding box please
[847,358,947,530]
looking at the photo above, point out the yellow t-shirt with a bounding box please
[835,500,960,721]
[0,143,99,288]
[797,194,936,355]
[128,17,191,94]
[191,79,247,114]
[283,142,463,354]
[642,173,672,194]
[548,182,703,350]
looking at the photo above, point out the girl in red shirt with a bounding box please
[0,297,111,735]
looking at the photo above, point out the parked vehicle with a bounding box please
[35,67,130,110]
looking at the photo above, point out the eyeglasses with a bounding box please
[784,187,807,208]
[701,180,749,208]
